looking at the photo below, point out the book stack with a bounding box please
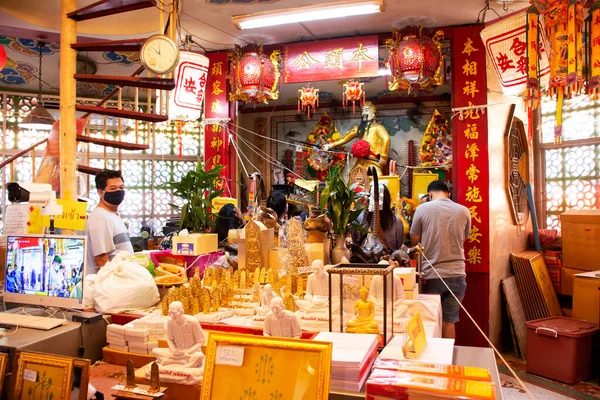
[394,268,418,299]
[106,314,169,355]
[366,359,495,399]
[313,332,378,393]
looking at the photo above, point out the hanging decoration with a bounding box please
[419,109,452,168]
[298,84,319,118]
[588,0,600,98]
[530,0,588,143]
[342,79,364,113]
[305,114,346,180]
[229,44,281,104]
[0,44,6,71]
[526,6,543,112]
[386,26,444,95]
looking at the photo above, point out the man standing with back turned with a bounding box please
[86,169,133,273]
[410,180,470,339]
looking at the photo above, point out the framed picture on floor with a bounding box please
[201,332,332,400]
[13,351,91,400]
[13,352,73,400]
[0,353,7,394]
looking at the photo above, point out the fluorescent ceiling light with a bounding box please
[232,0,384,30]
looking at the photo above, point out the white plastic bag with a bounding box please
[83,274,97,309]
[93,252,160,313]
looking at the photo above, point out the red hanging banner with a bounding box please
[204,52,230,191]
[282,35,379,83]
[452,26,490,274]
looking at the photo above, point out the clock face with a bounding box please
[141,35,180,75]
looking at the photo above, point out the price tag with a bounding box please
[215,345,245,366]
[24,369,37,382]
[297,266,312,274]
[342,275,359,285]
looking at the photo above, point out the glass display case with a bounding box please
[327,263,394,346]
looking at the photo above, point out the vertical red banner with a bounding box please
[452,26,490,275]
[204,52,235,196]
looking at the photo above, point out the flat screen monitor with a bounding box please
[4,234,87,309]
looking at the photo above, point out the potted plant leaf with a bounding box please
[319,168,365,263]
[167,159,225,233]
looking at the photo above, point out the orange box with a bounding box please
[561,267,587,296]
[561,210,600,270]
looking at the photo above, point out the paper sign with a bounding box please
[53,199,88,231]
[3,204,30,235]
[215,345,244,366]
[26,206,48,234]
[211,197,237,213]
[405,312,427,358]
[23,369,37,382]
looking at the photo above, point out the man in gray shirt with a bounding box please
[410,180,470,339]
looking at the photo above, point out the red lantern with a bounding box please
[229,44,281,104]
[0,44,6,71]
[386,26,443,95]
[342,79,364,113]
[298,84,319,118]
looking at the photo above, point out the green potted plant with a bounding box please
[319,168,365,263]
[167,159,225,233]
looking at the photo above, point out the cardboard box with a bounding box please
[573,270,600,324]
[561,267,587,296]
[305,241,330,265]
[172,233,218,256]
[561,210,600,270]
[394,268,416,290]
[405,285,419,300]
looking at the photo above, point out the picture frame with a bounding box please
[201,332,332,400]
[0,353,7,395]
[13,352,73,400]
[13,351,91,400]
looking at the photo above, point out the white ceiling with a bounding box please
[0,0,528,101]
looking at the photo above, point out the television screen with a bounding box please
[4,235,87,309]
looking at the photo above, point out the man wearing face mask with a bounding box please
[323,102,390,176]
[86,169,133,272]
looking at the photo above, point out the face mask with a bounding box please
[104,190,125,206]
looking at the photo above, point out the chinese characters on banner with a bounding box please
[480,11,550,97]
[452,26,489,274]
[204,52,230,192]
[283,36,379,83]
[169,51,210,121]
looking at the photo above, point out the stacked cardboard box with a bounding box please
[543,250,562,293]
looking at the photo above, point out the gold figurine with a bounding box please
[345,286,380,334]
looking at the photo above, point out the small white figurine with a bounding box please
[256,284,276,316]
[263,297,302,339]
[152,301,206,368]
[305,260,329,298]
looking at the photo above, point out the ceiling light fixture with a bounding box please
[232,0,383,30]
[19,40,55,131]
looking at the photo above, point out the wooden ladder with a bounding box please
[67,0,175,173]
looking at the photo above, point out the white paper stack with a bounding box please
[105,313,169,355]
[106,324,128,351]
[313,332,378,393]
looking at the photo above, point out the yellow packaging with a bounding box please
[373,359,492,381]
[305,241,330,265]
[573,270,600,324]
[405,285,420,300]
[237,225,274,269]
[172,233,218,256]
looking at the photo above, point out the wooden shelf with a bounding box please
[77,165,101,175]
[75,74,175,90]
[75,105,168,123]
[71,38,146,52]
[67,0,156,21]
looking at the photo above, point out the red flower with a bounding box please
[351,139,372,158]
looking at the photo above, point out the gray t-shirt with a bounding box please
[410,198,471,280]
[86,206,133,274]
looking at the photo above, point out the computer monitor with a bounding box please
[4,234,87,309]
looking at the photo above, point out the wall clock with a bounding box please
[140,34,180,75]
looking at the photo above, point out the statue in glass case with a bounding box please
[345,286,379,334]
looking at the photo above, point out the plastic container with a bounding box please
[525,317,598,384]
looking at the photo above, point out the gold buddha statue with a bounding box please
[345,286,380,334]
[324,102,390,177]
